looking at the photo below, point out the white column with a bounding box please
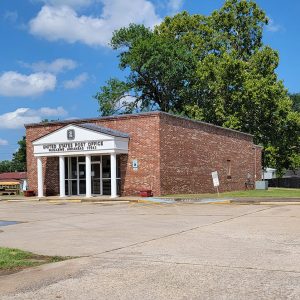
[37,157,44,198]
[110,152,117,198]
[59,156,65,197]
[85,155,92,198]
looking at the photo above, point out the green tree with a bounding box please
[0,136,27,173]
[95,24,197,115]
[0,160,13,173]
[11,136,27,172]
[289,93,300,112]
[95,0,300,174]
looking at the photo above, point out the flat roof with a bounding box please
[25,111,254,138]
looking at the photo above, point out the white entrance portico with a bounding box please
[32,123,129,198]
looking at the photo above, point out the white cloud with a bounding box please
[63,73,88,89]
[0,107,68,129]
[0,71,56,97]
[29,0,161,47]
[0,108,41,129]
[39,106,68,116]
[266,17,282,32]
[168,0,183,14]
[0,139,8,146]
[39,0,94,8]
[3,11,18,23]
[21,58,77,74]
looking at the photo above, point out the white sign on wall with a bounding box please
[132,159,138,171]
[211,171,220,187]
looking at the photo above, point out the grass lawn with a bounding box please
[163,188,300,199]
[0,247,69,276]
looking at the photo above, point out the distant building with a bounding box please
[283,169,300,178]
[263,168,300,179]
[0,172,27,195]
[263,168,276,180]
[0,172,27,184]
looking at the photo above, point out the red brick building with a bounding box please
[0,172,27,182]
[25,112,262,197]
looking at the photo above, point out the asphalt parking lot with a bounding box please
[0,200,299,299]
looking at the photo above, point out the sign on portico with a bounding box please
[42,140,104,153]
[32,123,129,156]
[67,129,75,140]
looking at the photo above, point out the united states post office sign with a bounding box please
[38,140,104,153]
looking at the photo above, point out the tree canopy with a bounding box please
[95,0,300,175]
[0,136,26,173]
[289,93,300,113]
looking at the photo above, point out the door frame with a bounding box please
[77,157,103,196]
[65,157,78,196]
[65,156,105,196]
[91,159,103,196]
[77,161,86,196]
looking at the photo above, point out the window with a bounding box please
[226,160,232,179]
[78,156,85,163]
[102,155,121,195]
[64,157,79,195]
[91,156,101,162]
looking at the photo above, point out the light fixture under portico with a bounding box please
[32,123,129,198]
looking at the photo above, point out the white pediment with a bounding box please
[33,124,129,157]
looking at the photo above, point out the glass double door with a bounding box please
[65,156,116,196]
[77,162,102,195]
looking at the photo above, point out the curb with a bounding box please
[5,199,39,202]
[211,200,231,204]
[48,200,81,203]
[2,198,300,206]
[259,202,300,205]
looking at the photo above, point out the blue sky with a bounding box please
[0,0,299,160]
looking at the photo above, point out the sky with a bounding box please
[0,0,299,160]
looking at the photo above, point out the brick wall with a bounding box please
[26,112,262,197]
[159,113,262,195]
[26,124,62,197]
